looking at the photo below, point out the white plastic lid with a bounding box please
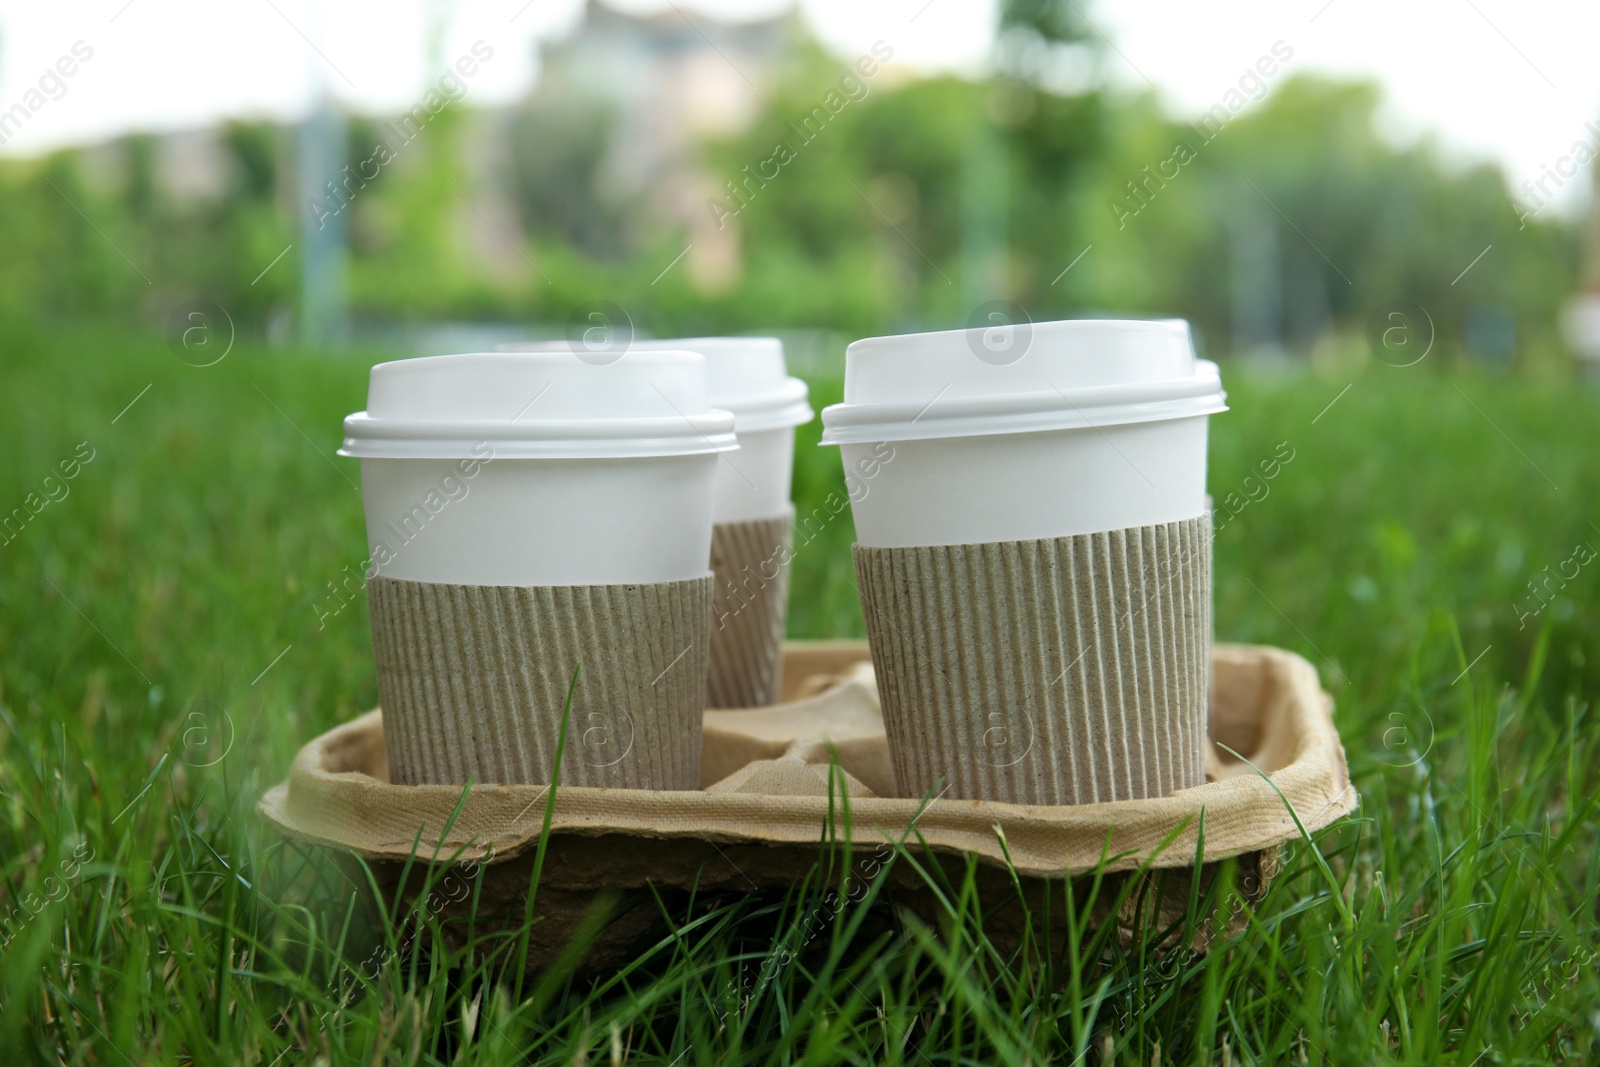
[820,318,1226,446]
[339,350,738,460]
[500,336,812,433]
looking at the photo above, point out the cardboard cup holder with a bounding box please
[855,517,1213,805]
[707,516,792,708]
[367,575,713,790]
[261,640,1354,970]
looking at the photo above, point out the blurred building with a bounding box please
[514,0,793,290]
[540,1,785,184]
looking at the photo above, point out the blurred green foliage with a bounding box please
[0,51,1580,365]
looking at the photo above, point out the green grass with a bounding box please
[2,324,1598,1063]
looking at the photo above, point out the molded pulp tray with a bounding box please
[259,643,1350,966]
[260,642,1355,966]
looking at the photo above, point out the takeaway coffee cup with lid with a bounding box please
[821,318,1226,805]
[502,337,813,708]
[631,338,811,708]
[339,350,736,789]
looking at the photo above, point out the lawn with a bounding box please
[1,325,1597,1063]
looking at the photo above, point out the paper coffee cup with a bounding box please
[635,338,811,708]
[821,318,1226,805]
[502,337,813,708]
[340,350,736,789]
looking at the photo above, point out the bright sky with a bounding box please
[1,0,1595,215]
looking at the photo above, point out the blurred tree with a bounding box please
[0,156,136,326]
[995,0,1093,86]
[698,40,1108,334]
[345,106,489,320]
[507,97,632,259]
[1074,76,1578,361]
[122,134,158,221]
[223,121,279,201]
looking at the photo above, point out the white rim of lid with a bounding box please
[340,412,738,459]
[339,350,738,460]
[820,319,1226,446]
[725,376,812,433]
[636,338,813,432]
[499,337,814,433]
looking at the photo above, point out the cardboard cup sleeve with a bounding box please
[708,514,793,708]
[367,574,714,789]
[853,516,1212,805]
